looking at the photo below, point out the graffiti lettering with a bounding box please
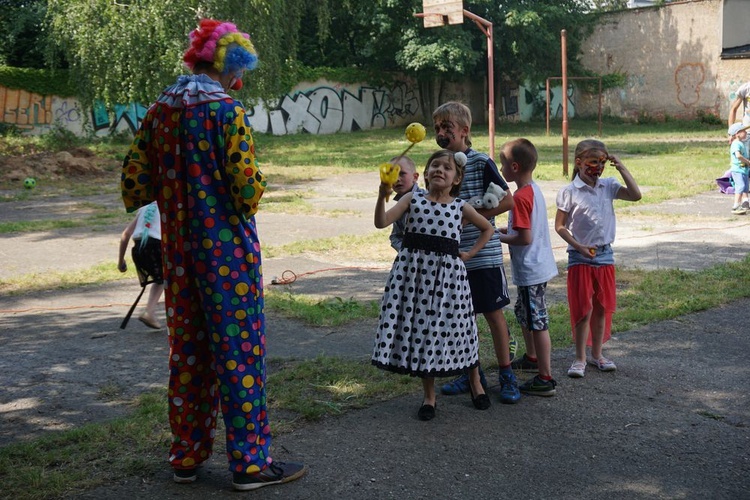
[1,80,422,136]
[0,87,52,128]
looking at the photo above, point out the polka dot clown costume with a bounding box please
[121,19,271,476]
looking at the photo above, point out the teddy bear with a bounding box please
[466,181,507,209]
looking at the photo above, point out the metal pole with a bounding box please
[561,29,569,178]
[546,78,551,136]
[463,10,494,160]
[598,77,603,137]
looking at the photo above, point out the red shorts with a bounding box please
[567,264,616,346]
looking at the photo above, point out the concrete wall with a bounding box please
[577,0,750,121]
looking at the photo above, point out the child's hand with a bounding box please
[575,243,596,259]
[378,182,394,200]
[459,251,471,262]
[118,261,127,272]
[609,154,625,171]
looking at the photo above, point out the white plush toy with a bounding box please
[467,182,507,209]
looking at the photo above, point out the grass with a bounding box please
[0,119,744,498]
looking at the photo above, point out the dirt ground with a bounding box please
[1,148,750,498]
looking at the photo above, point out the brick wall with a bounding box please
[576,0,750,121]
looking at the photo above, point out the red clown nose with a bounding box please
[231,78,243,91]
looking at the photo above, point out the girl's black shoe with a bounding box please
[470,390,491,410]
[417,403,436,421]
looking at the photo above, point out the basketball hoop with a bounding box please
[420,0,463,28]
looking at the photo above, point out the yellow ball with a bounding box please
[405,122,426,144]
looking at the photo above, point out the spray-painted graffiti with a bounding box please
[91,101,148,134]
[501,82,574,122]
[0,87,52,128]
[0,81,421,136]
[675,62,705,108]
[247,81,420,135]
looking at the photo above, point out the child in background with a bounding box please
[387,155,421,250]
[727,122,750,215]
[373,150,494,420]
[117,201,164,329]
[496,139,558,395]
[555,139,641,378]
[432,102,520,404]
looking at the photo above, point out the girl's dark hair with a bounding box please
[572,139,608,179]
[423,149,464,197]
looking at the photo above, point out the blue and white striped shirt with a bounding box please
[458,148,509,271]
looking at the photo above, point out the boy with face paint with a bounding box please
[554,139,641,379]
[432,102,522,404]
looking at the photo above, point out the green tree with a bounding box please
[0,0,61,68]
[296,0,596,116]
[46,0,330,107]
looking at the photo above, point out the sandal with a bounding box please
[138,314,162,330]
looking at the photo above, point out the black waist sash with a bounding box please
[402,232,459,257]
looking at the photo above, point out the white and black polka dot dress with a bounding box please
[372,192,479,378]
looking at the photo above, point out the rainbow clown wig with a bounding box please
[183,19,258,82]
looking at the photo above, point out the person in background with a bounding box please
[727,122,750,215]
[117,201,164,329]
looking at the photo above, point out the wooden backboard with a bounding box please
[422,0,463,28]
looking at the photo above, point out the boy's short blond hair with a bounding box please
[432,102,473,147]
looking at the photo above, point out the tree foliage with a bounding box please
[296,0,597,86]
[45,0,329,107]
[0,0,59,68]
[32,0,608,108]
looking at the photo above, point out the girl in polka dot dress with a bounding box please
[373,149,495,420]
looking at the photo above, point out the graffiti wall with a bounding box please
[0,79,423,137]
[496,81,573,122]
[247,80,420,135]
[1,77,563,136]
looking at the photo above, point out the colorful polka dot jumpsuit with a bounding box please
[121,74,269,474]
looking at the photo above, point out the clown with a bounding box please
[121,19,306,491]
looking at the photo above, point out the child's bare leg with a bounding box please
[145,284,164,320]
[589,303,607,360]
[573,311,592,363]
[734,191,743,207]
[485,309,511,367]
[532,329,552,378]
[422,377,436,406]
[468,366,485,396]
[521,326,536,359]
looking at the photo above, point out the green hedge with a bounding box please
[0,66,78,97]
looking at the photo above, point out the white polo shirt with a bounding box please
[556,176,622,248]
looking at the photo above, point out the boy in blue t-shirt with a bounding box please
[728,122,750,215]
